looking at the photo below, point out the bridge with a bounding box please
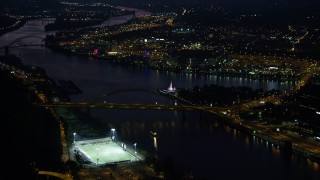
[0,34,46,55]
[36,102,217,112]
[32,85,320,163]
[38,170,72,180]
[34,84,284,120]
[41,19,55,24]
[34,94,281,121]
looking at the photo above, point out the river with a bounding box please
[0,13,319,180]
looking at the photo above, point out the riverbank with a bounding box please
[159,88,320,164]
[2,11,319,179]
[224,117,320,164]
[0,55,69,178]
[44,46,300,82]
[0,54,158,178]
[0,17,26,36]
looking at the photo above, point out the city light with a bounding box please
[3,1,320,179]
[111,128,115,141]
[134,143,137,154]
[73,132,76,143]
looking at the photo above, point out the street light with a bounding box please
[134,143,137,154]
[111,128,115,141]
[96,148,99,165]
[73,132,76,143]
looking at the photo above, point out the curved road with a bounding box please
[38,170,72,180]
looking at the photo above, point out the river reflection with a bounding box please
[0,16,318,180]
[87,109,319,179]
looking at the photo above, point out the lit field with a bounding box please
[74,138,138,165]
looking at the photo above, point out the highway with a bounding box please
[38,170,72,180]
[36,101,211,111]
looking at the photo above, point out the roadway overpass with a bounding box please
[38,170,72,180]
[35,102,223,113]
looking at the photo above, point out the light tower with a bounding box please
[73,132,76,143]
[134,143,137,154]
[96,148,99,165]
[111,128,115,141]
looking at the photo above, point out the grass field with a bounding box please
[75,138,138,165]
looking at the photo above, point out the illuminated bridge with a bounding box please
[36,102,220,112]
[34,90,320,160]
[34,87,280,118]
[35,87,220,113]
[0,34,46,55]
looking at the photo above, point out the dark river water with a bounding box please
[1,15,319,179]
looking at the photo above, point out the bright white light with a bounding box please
[153,137,158,151]
[73,132,76,142]
[111,129,116,140]
[134,143,137,154]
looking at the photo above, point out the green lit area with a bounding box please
[74,138,140,166]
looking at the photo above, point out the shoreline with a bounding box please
[158,89,320,164]
[47,47,300,82]
[1,6,319,178]
[4,19,316,166]
[1,51,319,178]
[0,18,27,37]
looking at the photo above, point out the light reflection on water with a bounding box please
[1,18,318,180]
[87,109,320,179]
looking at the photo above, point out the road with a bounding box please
[38,170,72,180]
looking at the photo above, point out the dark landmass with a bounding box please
[0,55,67,179]
[43,3,134,31]
[0,0,62,16]
[58,80,83,95]
[104,0,320,13]
[178,84,267,106]
[0,16,26,36]
[179,82,320,136]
